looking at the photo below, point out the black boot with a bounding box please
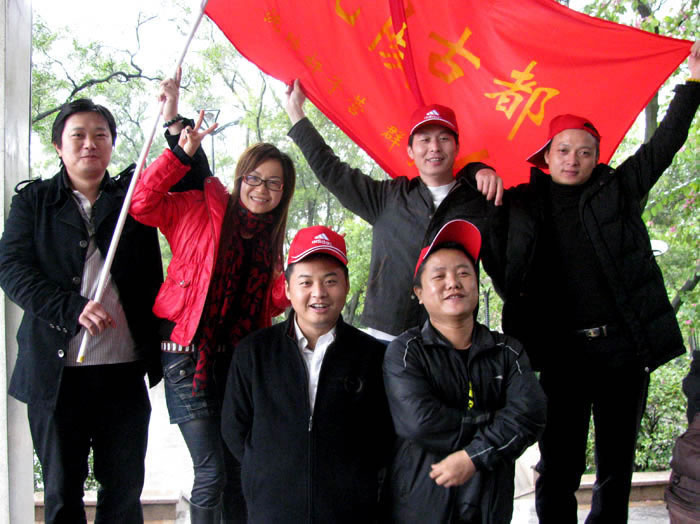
[189,500,221,524]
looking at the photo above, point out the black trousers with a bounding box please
[28,362,151,524]
[535,339,649,524]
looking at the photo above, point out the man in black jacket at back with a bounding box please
[482,42,700,523]
[222,225,393,523]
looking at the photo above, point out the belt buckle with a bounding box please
[584,328,599,338]
[583,326,607,339]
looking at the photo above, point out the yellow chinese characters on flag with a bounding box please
[205,0,691,188]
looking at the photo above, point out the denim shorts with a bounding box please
[161,352,229,424]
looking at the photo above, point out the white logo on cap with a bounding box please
[426,109,440,117]
[312,233,331,245]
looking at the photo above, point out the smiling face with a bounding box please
[286,255,349,343]
[407,124,458,186]
[544,129,599,186]
[53,111,113,186]
[414,248,478,324]
[239,158,285,215]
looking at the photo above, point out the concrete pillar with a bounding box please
[1,1,34,523]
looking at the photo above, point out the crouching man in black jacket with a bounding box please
[383,219,546,524]
[222,225,394,523]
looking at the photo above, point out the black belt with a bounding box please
[574,324,617,340]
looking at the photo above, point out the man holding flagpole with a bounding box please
[0,93,206,523]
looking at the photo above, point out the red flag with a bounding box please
[205,0,691,187]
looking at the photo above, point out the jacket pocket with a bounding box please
[163,354,195,386]
[390,441,450,523]
[162,354,215,420]
[153,260,194,320]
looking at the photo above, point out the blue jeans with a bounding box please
[162,352,221,424]
[161,352,246,521]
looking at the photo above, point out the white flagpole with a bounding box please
[77,0,210,362]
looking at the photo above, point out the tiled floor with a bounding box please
[512,494,671,523]
[143,382,193,500]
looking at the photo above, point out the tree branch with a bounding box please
[32,70,160,125]
[671,261,700,313]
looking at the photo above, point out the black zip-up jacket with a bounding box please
[288,118,490,336]
[222,315,394,523]
[0,166,164,407]
[383,321,546,523]
[487,82,699,372]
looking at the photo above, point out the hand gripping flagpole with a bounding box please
[77,0,210,362]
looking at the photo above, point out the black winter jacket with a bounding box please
[222,315,394,523]
[288,118,490,336]
[487,82,699,372]
[0,166,164,407]
[383,321,546,523]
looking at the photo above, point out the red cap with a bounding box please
[414,220,481,277]
[527,114,601,168]
[287,225,348,266]
[409,104,459,137]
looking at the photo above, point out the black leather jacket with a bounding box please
[383,321,546,523]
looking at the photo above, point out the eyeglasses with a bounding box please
[242,174,284,192]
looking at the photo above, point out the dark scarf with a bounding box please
[193,200,275,392]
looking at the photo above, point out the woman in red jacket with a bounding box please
[130,74,295,523]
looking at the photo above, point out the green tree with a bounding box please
[30,8,380,328]
[31,14,168,172]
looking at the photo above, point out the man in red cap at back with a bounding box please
[221,225,394,523]
[285,81,502,344]
[480,41,700,523]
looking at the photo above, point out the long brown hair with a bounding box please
[229,143,296,266]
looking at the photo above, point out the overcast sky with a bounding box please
[33,0,203,73]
